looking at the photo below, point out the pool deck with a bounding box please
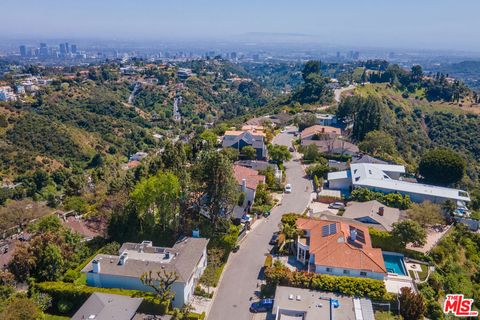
[384,274,416,294]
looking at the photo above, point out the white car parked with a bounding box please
[284,184,292,193]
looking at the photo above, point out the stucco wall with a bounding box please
[314,265,385,280]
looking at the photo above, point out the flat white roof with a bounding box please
[350,163,469,202]
[328,170,349,180]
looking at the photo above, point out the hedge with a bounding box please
[265,265,391,300]
[34,281,169,315]
[369,228,428,261]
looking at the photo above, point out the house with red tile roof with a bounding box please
[295,218,387,280]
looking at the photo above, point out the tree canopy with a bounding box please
[418,148,466,185]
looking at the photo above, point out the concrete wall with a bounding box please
[86,273,187,308]
[314,265,385,280]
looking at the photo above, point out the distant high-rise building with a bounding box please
[65,42,70,53]
[39,43,48,57]
[59,43,66,55]
[252,53,260,61]
[353,51,360,60]
[19,45,27,57]
[230,52,237,60]
[336,51,340,59]
[71,44,77,54]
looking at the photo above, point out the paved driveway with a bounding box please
[208,128,312,320]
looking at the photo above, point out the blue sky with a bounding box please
[2,0,479,51]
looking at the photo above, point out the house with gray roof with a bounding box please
[81,238,209,308]
[272,286,374,320]
[343,200,401,231]
[222,130,267,160]
[72,293,143,320]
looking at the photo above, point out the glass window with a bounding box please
[343,269,350,275]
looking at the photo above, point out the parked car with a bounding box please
[284,184,292,193]
[269,232,279,245]
[288,146,294,152]
[328,202,345,209]
[250,299,274,313]
[263,211,271,218]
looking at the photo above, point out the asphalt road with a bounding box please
[208,127,312,320]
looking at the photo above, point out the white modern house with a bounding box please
[81,238,209,308]
[328,163,470,205]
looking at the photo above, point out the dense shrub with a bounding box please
[350,187,411,209]
[34,281,169,315]
[265,264,390,300]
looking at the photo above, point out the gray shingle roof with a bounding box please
[81,238,209,283]
[71,293,143,320]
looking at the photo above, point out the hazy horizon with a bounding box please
[2,0,480,52]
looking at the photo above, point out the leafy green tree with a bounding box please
[28,215,62,233]
[199,129,218,145]
[411,65,423,82]
[131,171,181,231]
[358,130,397,156]
[241,146,257,160]
[302,144,323,162]
[407,201,445,227]
[399,287,426,320]
[0,295,44,320]
[196,151,238,225]
[268,144,292,163]
[306,163,330,179]
[141,269,178,305]
[220,147,240,161]
[254,183,272,206]
[295,113,317,131]
[302,60,321,80]
[392,220,427,247]
[36,243,64,281]
[352,96,382,141]
[88,153,104,168]
[32,170,49,192]
[418,148,466,185]
[258,166,278,190]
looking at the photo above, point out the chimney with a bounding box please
[92,259,101,273]
[350,229,357,242]
[241,179,247,192]
[378,207,385,216]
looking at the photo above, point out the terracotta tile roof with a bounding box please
[224,129,266,137]
[233,165,265,190]
[300,125,341,140]
[127,160,141,169]
[296,218,386,274]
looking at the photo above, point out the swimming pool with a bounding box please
[383,252,407,275]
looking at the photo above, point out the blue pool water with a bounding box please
[383,253,407,275]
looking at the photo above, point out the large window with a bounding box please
[343,269,350,275]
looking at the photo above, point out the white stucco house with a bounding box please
[81,238,209,308]
[328,163,470,205]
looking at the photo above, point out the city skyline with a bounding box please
[1,0,480,52]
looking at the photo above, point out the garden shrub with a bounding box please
[264,264,390,300]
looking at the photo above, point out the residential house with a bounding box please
[232,164,265,219]
[72,293,143,320]
[235,160,282,182]
[300,125,342,142]
[222,130,267,160]
[315,114,338,127]
[343,200,401,231]
[302,139,359,156]
[272,286,375,320]
[327,163,471,205]
[295,218,387,280]
[129,152,148,162]
[81,238,209,308]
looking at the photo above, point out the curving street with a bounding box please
[208,127,312,320]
